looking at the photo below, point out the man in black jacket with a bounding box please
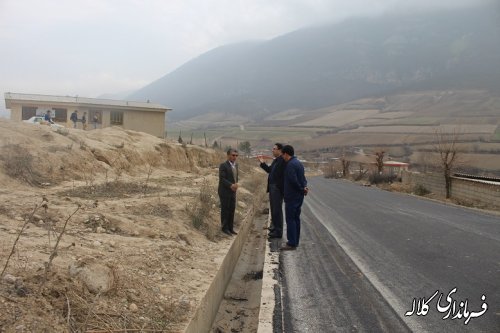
[259,143,285,238]
[218,148,239,236]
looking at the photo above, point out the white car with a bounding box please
[23,116,64,129]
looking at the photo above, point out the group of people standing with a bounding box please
[41,110,101,130]
[70,110,100,130]
[218,143,308,251]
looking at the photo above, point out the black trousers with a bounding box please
[219,193,236,232]
[269,184,284,236]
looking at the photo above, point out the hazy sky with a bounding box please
[0,0,493,113]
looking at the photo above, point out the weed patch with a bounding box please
[61,181,162,199]
[413,184,431,196]
[186,179,218,237]
[128,202,172,218]
[369,172,397,185]
[0,144,44,186]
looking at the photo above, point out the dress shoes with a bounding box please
[280,244,297,251]
[222,229,233,236]
[230,230,238,235]
[268,233,282,239]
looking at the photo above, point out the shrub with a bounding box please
[413,184,430,196]
[0,144,44,185]
[187,179,216,230]
[242,172,265,193]
[323,163,339,179]
[369,172,397,185]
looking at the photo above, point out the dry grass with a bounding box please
[60,181,162,199]
[129,201,172,218]
[63,286,189,332]
[0,205,11,217]
[83,214,122,233]
[0,144,45,186]
[241,171,266,193]
[322,162,342,179]
[186,179,217,231]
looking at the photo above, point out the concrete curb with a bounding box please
[184,199,259,333]
[257,235,280,333]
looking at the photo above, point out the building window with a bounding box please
[21,106,37,120]
[53,108,67,122]
[110,111,123,125]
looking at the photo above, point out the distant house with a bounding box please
[344,155,409,176]
[4,92,172,137]
[383,161,410,177]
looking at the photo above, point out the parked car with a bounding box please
[23,116,64,129]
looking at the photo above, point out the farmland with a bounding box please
[168,89,500,174]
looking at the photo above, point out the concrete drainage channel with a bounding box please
[210,209,269,332]
[184,196,278,333]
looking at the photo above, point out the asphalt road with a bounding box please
[280,177,500,333]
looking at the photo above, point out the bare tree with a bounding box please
[435,127,461,198]
[143,151,161,195]
[340,153,350,178]
[323,161,338,179]
[374,150,385,174]
[354,162,368,181]
[1,203,40,278]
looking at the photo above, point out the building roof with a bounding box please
[383,161,409,167]
[453,173,500,186]
[4,92,171,112]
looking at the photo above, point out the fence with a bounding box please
[402,171,500,209]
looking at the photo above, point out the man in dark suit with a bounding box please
[218,148,239,236]
[258,143,285,239]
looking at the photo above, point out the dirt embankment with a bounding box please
[0,119,266,332]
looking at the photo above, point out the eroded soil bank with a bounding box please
[0,119,266,332]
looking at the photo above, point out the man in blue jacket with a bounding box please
[281,145,308,250]
[44,110,54,124]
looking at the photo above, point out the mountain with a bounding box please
[130,5,500,122]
